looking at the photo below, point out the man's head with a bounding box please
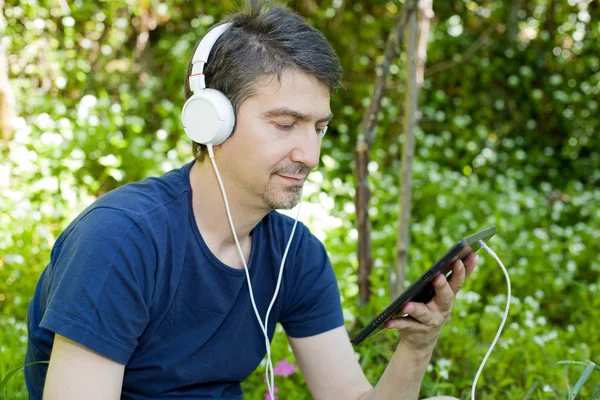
[184,1,342,210]
[184,1,342,162]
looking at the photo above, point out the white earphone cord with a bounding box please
[207,145,300,399]
[472,240,511,400]
[206,144,507,399]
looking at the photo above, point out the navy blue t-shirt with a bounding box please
[25,161,344,399]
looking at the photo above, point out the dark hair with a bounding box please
[184,0,342,162]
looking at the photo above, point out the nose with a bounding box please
[289,126,321,170]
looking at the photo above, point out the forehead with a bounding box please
[248,70,331,115]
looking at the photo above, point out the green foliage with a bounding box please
[0,316,30,398]
[0,361,48,394]
[558,361,600,400]
[1,0,599,398]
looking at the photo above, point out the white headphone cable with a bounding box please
[472,240,511,400]
[263,200,301,393]
[207,145,300,398]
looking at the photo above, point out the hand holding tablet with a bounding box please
[350,226,497,346]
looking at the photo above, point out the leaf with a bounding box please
[571,362,596,398]
[499,377,515,386]
[359,348,372,369]
[0,361,49,392]
[558,360,593,368]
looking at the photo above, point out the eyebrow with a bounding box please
[261,107,334,124]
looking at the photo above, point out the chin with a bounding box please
[264,191,302,210]
[267,198,301,210]
[262,181,304,210]
[276,201,300,210]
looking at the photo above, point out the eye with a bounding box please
[317,126,328,137]
[276,123,294,131]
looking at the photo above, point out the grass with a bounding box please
[1,346,598,399]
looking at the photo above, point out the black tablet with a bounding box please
[350,226,497,346]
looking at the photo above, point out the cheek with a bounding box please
[242,130,285,171]
[228,116,289,174]
[227,134,272,180]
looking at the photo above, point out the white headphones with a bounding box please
[181,23,235,146]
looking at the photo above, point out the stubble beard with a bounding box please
[261,176,304,210]
[261,162,312,210]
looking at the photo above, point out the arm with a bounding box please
[289,327,433,400]
[289,327,372,400]
[290,253,479,400]
[289,327,431,400]
[358,342,432,400]
[36,209,154,397]
[43,335,125,400]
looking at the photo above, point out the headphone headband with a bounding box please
[189,22,233,93]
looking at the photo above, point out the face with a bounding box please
[217,69,332,210]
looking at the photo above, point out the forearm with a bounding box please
[359,341,434,400]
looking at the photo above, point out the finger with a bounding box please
[463,252,479,278]
[385,315,423,331]
[401,301,438,326]
[448,258,466,295]
[432,273,454,312]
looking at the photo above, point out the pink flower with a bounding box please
[265,386,279,400]
[273,360,296,377]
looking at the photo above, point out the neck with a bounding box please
[189,158,269,254]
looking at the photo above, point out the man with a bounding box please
[25,2,477,399]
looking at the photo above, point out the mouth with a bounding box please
[276,174,306,184]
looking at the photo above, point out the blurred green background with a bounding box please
[1,0,598,398]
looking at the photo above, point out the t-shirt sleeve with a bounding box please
[279,229,344,338]
[39,207,156,364]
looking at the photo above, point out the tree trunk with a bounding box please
[416,0,433,87]
[0,0,15,145]
[506,0,520,43]
[355,0,418,306]
[544,0,556,38]
[392,0,432,299]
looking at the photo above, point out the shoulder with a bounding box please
[55,163,193,249]
[49,204,161,310]
[53,207,152,263]
[93,162,192,218]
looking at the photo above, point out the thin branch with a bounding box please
[358,0,419,149]
[424,23,498,78]
[393,0,421,300]
[0,0,15,145]
[56,0,71,15]
[355,0,419,305]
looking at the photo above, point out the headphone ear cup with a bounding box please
[181,89,235,146]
